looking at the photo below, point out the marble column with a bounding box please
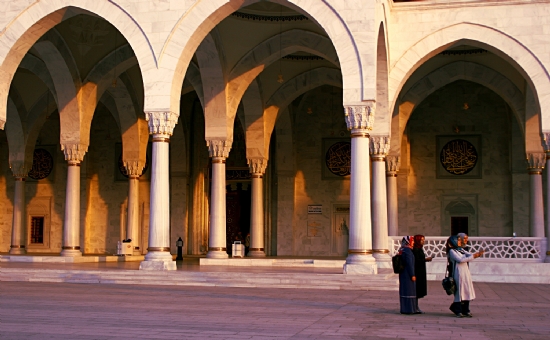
[140,111,178,270]
[370,136,391,268]
[207,139,232,259]
[386,156,400,237]
[125,161,145,255]
[248,158,268,257]
[9,164,30,255]
[527,153,545,238]
[343,103,377,275]
[543,134,550,262]
[60,144,87,257]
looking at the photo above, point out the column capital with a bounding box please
[527,153,545,171]
[369,135,390,157]
[145,111,179,135]
[206,139,232,158]
[386,155,401,173]
[248,158,268,175]
[123,160,146,177]
[61,143,87,162]
[0,119,5,130]
[9,161,30,178]
[344,102,375,132]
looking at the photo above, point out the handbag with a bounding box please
[441,260,456,295]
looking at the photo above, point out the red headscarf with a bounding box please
[413,235,425,249]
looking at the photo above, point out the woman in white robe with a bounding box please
[448,235,484,317]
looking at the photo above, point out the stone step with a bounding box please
[0,268,398,291]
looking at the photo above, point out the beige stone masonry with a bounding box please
[206,139,232,158]
[145,111,178,135]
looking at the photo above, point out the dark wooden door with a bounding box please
[451,216,468,235]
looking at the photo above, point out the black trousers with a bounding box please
[450,300,470,314]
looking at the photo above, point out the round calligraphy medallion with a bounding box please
[325,142,351,176]
[440,139,478,175]
[118,155,149,178]
[28,149,54,180]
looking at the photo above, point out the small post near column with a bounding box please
[140,111,178,271]
[386,156,400,237]
[247,157,267,257]
[343,103,377,275]
[9,162,30,255]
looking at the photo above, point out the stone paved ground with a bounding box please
[0,281,548,339]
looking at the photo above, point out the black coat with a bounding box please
[412,248,428,298]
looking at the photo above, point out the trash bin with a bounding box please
[117,239,133,256]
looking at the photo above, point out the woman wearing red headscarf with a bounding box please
[412,235,432,313]
[398,236,417,314]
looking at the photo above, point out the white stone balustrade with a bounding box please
[389,236,548,262]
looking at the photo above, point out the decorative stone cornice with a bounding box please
[248,158,268,175]
[124,160,146,177]
[369,136,390,156]
[206,139,232,158]
[61,143,87,162]
[542,132,550,152]
[344,102,375,131]
[145,111,179,135]
[9,161,30,178]
[527,153,545,169]
[386,156,401,173]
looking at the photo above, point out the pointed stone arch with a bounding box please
[0,2,154,129]
[389,23,550,133]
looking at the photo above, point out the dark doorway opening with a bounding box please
[451,216,468,235]
[226,183,251,254]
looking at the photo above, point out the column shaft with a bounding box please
[386,173,398,236]
[127,176,140,255]
[10,178,26,254]
[344,133,377,274]
[530,170,544,237]
[207,157,228,258]
[249,175,265,257]
[371,158,389,263]
[546,155,550,262]
[61,162,82,256]
[142,135,174,267]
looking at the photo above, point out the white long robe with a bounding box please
[449,249,476,302]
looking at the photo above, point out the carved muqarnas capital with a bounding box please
[344,103,375,131]
[527,153,545,169]
[386,155,401,173]
[207,139,232,158]
[248,158,268,175]
[9,161,31,178]
[370,135,390,156]
[61,143,88,162]
[124,160,146,177]
[145,111,179,135]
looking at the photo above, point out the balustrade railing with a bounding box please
[389,236,548,262]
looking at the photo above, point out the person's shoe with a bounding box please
[414,310,425,314]
[454,313,463,318]
[462,313,473,317]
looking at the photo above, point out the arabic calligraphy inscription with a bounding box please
[440,139,478,175]
[325,141,351,176]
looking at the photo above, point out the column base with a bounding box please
[133,247,142,256]
[343,254,378,275]
[207,250,229,259]
[373,252,392,269]
[60,249,82,257]
[9,247,26,255]
[139,251,176,271]
[247,250,266,257]
[544,255,550,263]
